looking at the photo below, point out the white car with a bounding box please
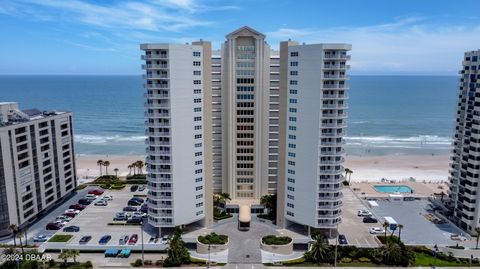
[56,215,72,222]
[65,209,80,215]
[369,227,385,234]
[85,194,98,200]
[94,200,108,206]
[54,220,68,227]
[357,209,372,217]
[33,235,49,242]
[102,195,113,201]
[131,212,147,218]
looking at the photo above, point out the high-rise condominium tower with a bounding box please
[141,26,351,233]
[448,49,480,234]
[141,43,213,231]
[0,102,76,236]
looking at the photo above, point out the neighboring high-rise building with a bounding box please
[277,43,352,232]
[0,102,76,236]
[141,43,213,232]
[448,49,480,234]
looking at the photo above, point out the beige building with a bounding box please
[0,102,76,236]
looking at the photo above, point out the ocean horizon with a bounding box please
[0,75,458,156]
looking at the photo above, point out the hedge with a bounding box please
[198,233,228,245]
[262,235,292,245]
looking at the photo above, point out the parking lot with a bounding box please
[38,185,167,251]
[369,199,472,246]
[337,188,380,248]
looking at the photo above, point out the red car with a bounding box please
[69,204,86,210]
[64,212,76,218]
[128,234,138,245]
[88,189,104,195]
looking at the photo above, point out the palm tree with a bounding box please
[220,193,231,203]
[59,250,71,265]
[114,168,119,177]
[307,234,331,264]
[70,250,80,263]
[136,160,144,174]
[379,241,402,265]
[97,160,104,176]
[382,222,389,242]
[103,161,110,175]
[131,163,137,175]
[397,224,404,242]
[8,224,18,248]
[475,227,480,249]
[16,228,25,258]
[344,168,353,184]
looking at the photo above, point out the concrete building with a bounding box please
[277,43,352,232]
[0,102,76,236]
[141,43,213,232]
[448,49,480,234]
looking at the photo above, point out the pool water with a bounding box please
[373,185,413,193]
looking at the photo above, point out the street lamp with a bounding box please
[207,244,211,268]
[141,219,145,266]
[334,221,339,267]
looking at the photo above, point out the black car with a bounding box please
[123,206,138,212]
[338,234,348,245]
[78,199,92,206]
[363,217,378,223]
[79,235,92,244]
[131,197,144,203]
[130,185,138,192]
[128,199,142,206]
[63,225,80,232]
[126,217,143,224]
[46,223,61,230]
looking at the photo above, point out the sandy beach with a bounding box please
[75,153,451,183]
[345,154,450,183]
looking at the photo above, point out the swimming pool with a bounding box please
[373,185,413,193]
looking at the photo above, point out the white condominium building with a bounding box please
[0,102,76,236]
[141,43,213,231]
[448,49,480,234]
[277,42,351,232]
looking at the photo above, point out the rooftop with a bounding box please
[0,102,68,128]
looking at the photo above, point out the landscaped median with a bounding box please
[260,235,293,255]
[196,233,229,254]
[48,234,73,243]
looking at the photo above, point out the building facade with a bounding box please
[141,43,213,231]
[448,49,480,234]
[0,102,76,236]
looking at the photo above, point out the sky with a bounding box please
[0,0,479,75]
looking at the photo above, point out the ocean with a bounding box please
[0,75,458,156]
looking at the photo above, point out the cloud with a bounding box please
[267,17,480,74]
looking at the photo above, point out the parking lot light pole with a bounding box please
[141,220,145,266]
[334,222,339,267]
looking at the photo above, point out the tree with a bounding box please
[8,224,18,248]
[344,168,353,184]
[59,250,72,265]
[127,164,133,175]
[397,224,404,242]
[475,227,480,249]
[103,161,110,175]
[305,234,332,264]
[70,250,80,263]
[1,247,19,268]
[114,168,119,177]
[136,160,144,174]
[97,160,104,176]
[220,193,231,204]
[382,222,389,242]
[260,194,277,220]
[164,227,190,267]
[378,242,402,265]
[16,228,25,258]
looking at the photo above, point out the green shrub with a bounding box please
[48,234,73,242]
[132,259,143,267]
[190,257,207,264]
[198,233,228,245]
[377,235,401,244]
[110,184,125,190]
[340,257,352,263]
[75,184,87,190]
[262,235,292,245]
[84,261,93,268]
[93,175,120,184]
[144,260,152,265]
[100,184,111,189]
[282,257,305,265]
[155,260,164,266]
[358,257,371,263]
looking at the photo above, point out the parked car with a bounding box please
[338,234,348,245]
[369,227,385,234]
[130,185,138,192]
[102,194,113,201]
[63,212,76,218]
[99,235,112,244]
[149,237,158,243]
[69,204,86,210]
[63,225,80,232]
[128,199,142,206]
[123,206,137,212]
[119,235,129,245]
[140,204,148,213]
[56,215,72,222]
[46,223,61,230]
[128,234,138,245]
[78,199,92,206]
[131,197,145,203]
[95,200,108,206]
[161,235,170,244]
[54,220,68,227]
[131,212,147,218]
[114,212,128,221]
[85,194,98,200]
[126,217,143,224]
[65,209,80,215]
[79,235,92,244]
[88,189,104,195]
[363,216,378,223]
[357,209,372,217]
[138,185,145,191]
[33,235,49,242]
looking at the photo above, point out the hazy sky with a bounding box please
[1,0,479,75]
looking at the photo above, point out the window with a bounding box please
[196,186,203,191]
[194,125,202,130]
[195,169,203,174]
[288,177,295,183]
[193,51,201,57]
[193,70,201,75]
[287,211,294,217]
[290,80,297,85]
[195,151,203,156]
[194,98,202,103]
[195,177,203,182]
[287,203,294,208]
[196,202,203,207]
[194,107,202,112]
[194,134,202,139]
[194,89,202,94]
[288,160,295,166]
[194,80,201,84]
[193,61,201,66]
[289,117,296,122]
[287,194,294,200]
[288,152,296,157]
[288,169,295,175]
[290,52,298,57]
[289,108,297,113]
[196,194,203,199]
[237,94,254,100]
[237,86,254,92]
[194,142,202,147]
[289,99,297,104]
[289,126,296,131]
[288,134,296,139]
[290,71,298,76]
[288,143,296,148]
[287,186,295,191]
[290,61,298,67]
[289,89,297,94]
[194,116,202,121]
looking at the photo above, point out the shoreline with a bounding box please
[75,153,451,183]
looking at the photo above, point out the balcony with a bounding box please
[322,84,349,89]
[142,54,168,60]
[143,74,169,79]
[323,64,350,70]
[323,74,350,79]
[320,132,342,138]
[319,167,343,174]
[317,211,342,219]
[321,103,348,109]
[314,219,342,228]
[142,64,168,69]
[144,112,170,118]
[321,112,348,119]
[320,149,345,156]
[321,122,347,128]
[145,83,169,89]
[144,102,170,109]
[145,139,171,146]
[322,93,349,100]
[145,130,171,137]
[146,148,171,156]
[317,193,343,201]
[147,167,172,173]
[145,121,170,127]
[319,157,345,164]
[144,93,169,99]
[324,54,351,60]
[318,176,345,184]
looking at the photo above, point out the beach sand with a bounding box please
[75,153,451,183]
[345,154,450,182]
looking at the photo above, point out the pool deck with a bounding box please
[351,180,448,200]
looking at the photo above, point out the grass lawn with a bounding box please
[414,253,470,267]
[48,234,73,242]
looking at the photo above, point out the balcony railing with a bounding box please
[142,64,168,69]
[142,54,168,60]
[145,84,169,89]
